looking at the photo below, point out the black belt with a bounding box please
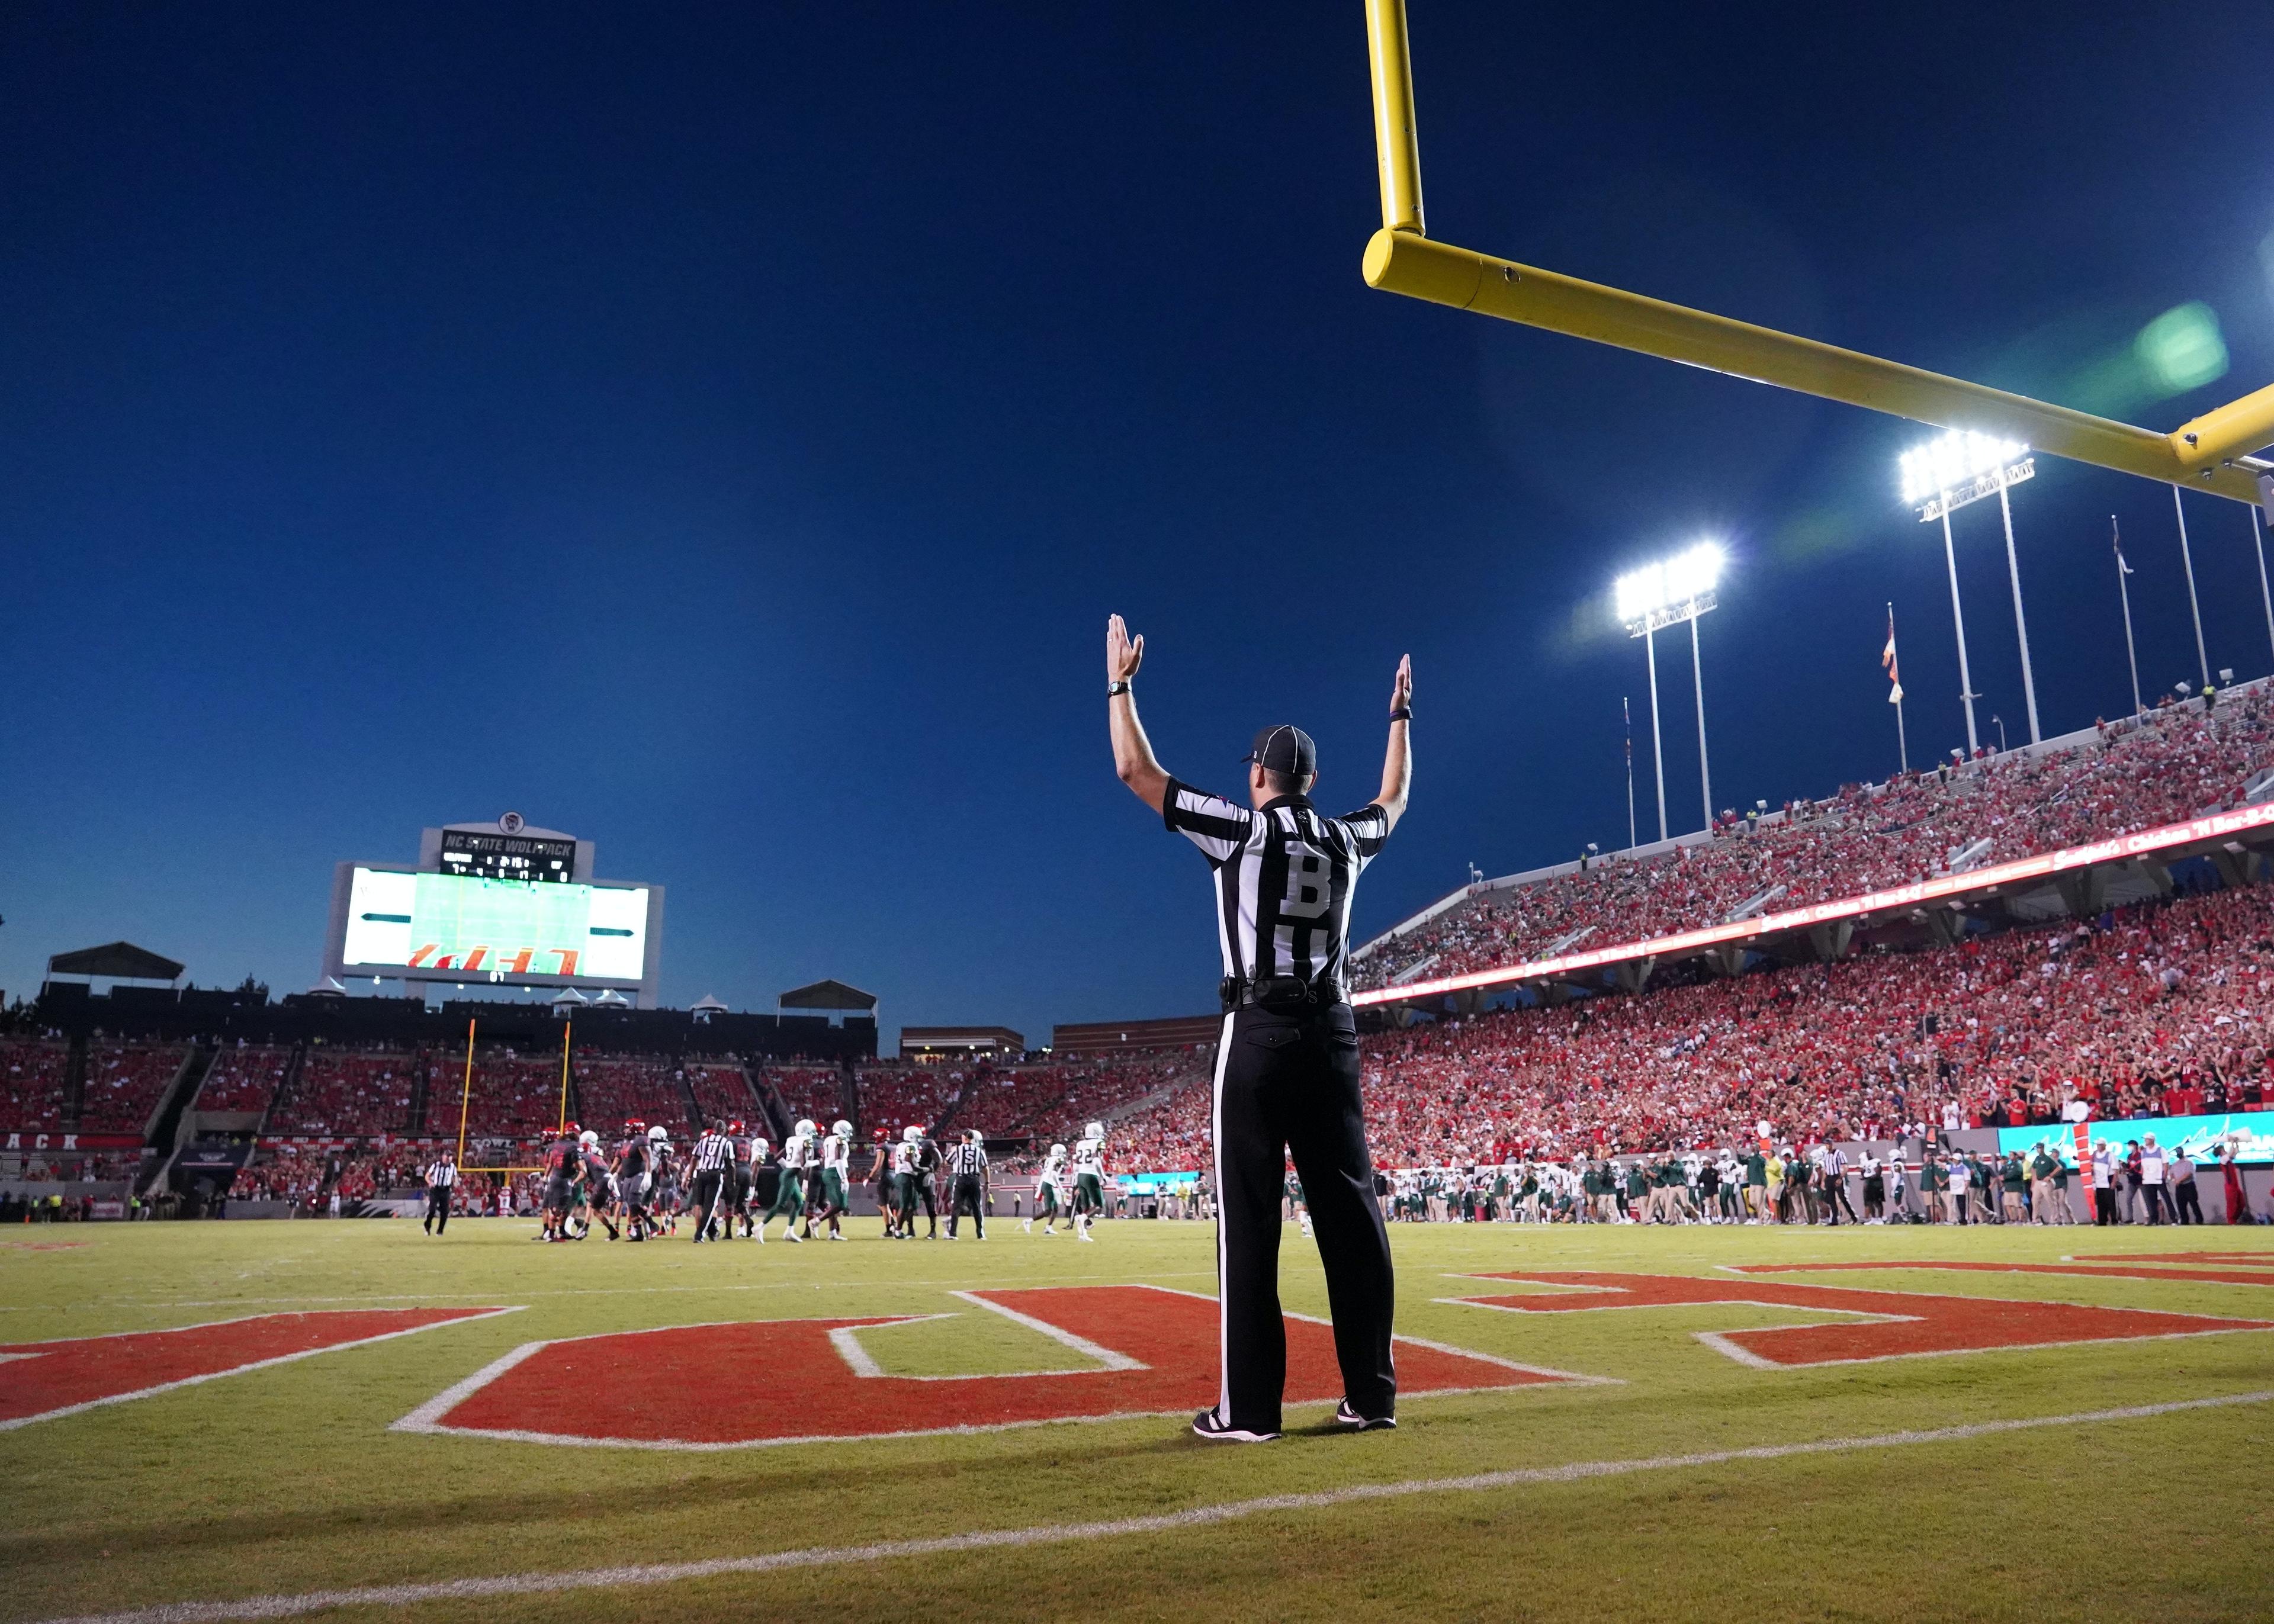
[1220,975,1347,1013]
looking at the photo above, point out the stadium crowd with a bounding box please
[1100,883,2272,1172]
[1354,692,2274,991]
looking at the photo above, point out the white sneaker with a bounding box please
[1078,1230,1094,1243]
[754,1229,766,1244]
[784,1229,802,1243]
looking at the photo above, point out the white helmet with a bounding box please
[903,1124,923,1143]
[1084,1121,1104,1141]
[579,1130,599,1148]
[795,1118,817,1139]
[752,1137,770,1159]
[833,1119,852,1139]
[1050,1143,1066,1157]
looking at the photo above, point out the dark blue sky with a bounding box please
[6,2,2273,1042]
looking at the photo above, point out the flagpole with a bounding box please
[2173,485,2210,692]
[2113,517,2143,718]
[1887,602,1909,774]
[1623,696,1637,850]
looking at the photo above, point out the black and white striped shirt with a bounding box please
[424,1160,457,1188]
[1162,780,1390,992]
[693,1130,732,1173]
[945,1140,988,1179]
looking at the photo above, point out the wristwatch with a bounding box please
[1108,680,1131,697]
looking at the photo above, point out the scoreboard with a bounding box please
[438,828,577,883]
[323,815,663,1006]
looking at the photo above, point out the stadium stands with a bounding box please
[764,1064,844,1126]
[575,1056,697,1134]
[686,1060,759,1127]
[1097,884,2272,1170]
[856,1062,966,1133]
[0,1038,73,1131]
[195,1043,294,1114]
[78,1043,187,1134]
[1354,693,2274,992]
[268,1048,420,1136]
[460,1051,565,1140]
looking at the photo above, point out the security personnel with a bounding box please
[422,1150,458,1236]
[945,1128,990,1240]
[1104,613,1411,1442]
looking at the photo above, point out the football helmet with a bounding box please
[903,1124,923,1143]
[1050,1143,1066,1157]
[832,1119,852,1139]
[1084,1121,1104,1141]
[795,1118,817,1139]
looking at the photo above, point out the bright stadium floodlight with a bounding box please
[1617,540,1725,840]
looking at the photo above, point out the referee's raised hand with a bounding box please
[1106,613,1145,681]
[1389,652,1412,715]
[1104,614,1168,812]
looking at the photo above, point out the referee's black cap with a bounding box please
[1243,724,1315,779]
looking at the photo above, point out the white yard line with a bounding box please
[32,1389,2270,1624]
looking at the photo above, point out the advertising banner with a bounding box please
[1996,1111,2274,1168]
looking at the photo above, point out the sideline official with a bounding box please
[422,1150,457,1236]
[1104,614,1410,1442]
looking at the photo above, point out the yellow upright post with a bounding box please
[455,1018,476,1170]
[1363,0,1424,235]
[1354,4,2272,506]
[557,1021,573,1134]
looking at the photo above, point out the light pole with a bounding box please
[1900,431,2038,754]
[1990,713,2008,754]
[2253,503,2274,672]
[2112,517,2143,717]
[2172,486,2210,692]
[1617,541,1724,840]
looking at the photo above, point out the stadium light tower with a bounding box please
[1899,431,2039,752]
[1617,541,1723,837]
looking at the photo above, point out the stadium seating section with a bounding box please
[78,1043,187,1134]
[0,1039,73,1132]
[574,1057,697,1134]
[1354,696,2274,991]
[685,1061,759,1127]
[268,1049,420,1137]
[195,1044,293,1114]
[762,1065,843,1127]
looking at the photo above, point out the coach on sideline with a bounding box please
[1104,613,1410,1442]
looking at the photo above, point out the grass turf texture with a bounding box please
[2,1217,2270,1623]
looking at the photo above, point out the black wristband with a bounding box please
[1108,681,1131,697]
[1390,706,1411,722]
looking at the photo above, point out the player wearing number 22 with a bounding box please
[1104,613,1412,1444]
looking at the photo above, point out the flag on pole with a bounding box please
[2114,538,2134,575]
[1623,695,1632,760]
[1881,606,1904,705]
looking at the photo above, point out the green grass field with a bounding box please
[4,1215,2272,1624]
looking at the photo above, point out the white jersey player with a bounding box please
[1026,1142,1069,1233]
[1069,1123,1106,1240]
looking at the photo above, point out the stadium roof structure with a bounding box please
[689,993,729,1013]
[780,979,877,1013]
[46,941,184,983]
[1359,797,2274,1012]
[1052,1015,1225,1054]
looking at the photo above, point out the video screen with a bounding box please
[340,868,650,982]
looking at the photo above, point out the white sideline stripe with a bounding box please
[41,1390,2273,1624]
[0,1308,522,1434]
[955,1290,1148,1371]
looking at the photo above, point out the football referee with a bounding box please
[422,1150,457,1236]
[1105,614,1410,1442]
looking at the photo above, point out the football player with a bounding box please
[757,1120,811,1243]
[812,1119,852,1239]
[1070,1121,1106,1242]
[1026,1141,1068,1234]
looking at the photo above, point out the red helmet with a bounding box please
[727,1120,745,1134]
[626,1119,644,1131]
[562,1120,580,1135]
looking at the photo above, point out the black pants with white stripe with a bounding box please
[1212,1004,1395,1434]
[424,1186,450,1234]
[690,1170,724,1238]
[949,1173,985,1238]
